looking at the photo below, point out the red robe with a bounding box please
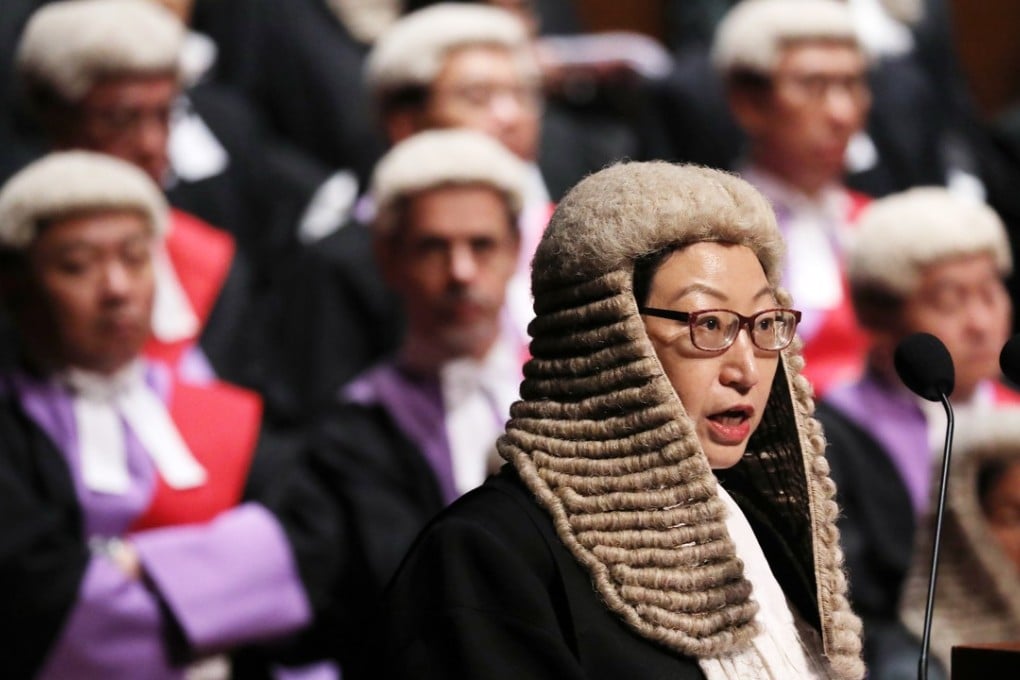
[142,209,235,371]
[800,191,872,397]
[132,375,263,530]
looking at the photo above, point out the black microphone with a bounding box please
[894,332,955,680]
[999,332,1020,386]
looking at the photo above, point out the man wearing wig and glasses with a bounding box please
[381,161,865,679]
[712,0,873,397]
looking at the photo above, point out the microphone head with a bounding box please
[1000,333,1020,386]
[894,332,955,402]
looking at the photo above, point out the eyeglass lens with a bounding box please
[691,309,799,351]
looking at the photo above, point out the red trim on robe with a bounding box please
[800,191,872,397]
[131,379,262,530]
[992,381,1020,405]
[142,209,236,368]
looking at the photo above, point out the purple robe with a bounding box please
[825,371,932,516]
[344,363,458,505]
[9,365,311,679]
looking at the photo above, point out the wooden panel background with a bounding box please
[571,0,1020,120]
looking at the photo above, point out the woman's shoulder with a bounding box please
[413,465,560,563]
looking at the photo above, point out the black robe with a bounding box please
[815,400,945,679]
[0,381,358,679]
[310,398,445,593]
[383,465,826,679]
[257,221,403,426]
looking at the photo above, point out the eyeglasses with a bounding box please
[432,83,542,111]
[773,72,870,105]
[78,103,172,139]
[638,307,802,351]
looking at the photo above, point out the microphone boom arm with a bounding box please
[918,392,955,680]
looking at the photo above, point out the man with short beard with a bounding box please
[311,128,526,600]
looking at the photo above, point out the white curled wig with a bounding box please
[711,0,861,76]
[848,186,1012,326]
[0,151,168,249]
[370,128,528,237]
[364,2,537,101]
[17,0,183,103]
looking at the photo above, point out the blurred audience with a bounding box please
[13,0,328,286]
[712,0,872,395]
[816,186,1019,677]
[12,0,264,386]
[654,0,995,197]
[259,3,550,424]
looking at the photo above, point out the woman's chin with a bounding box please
[705,443,747,470]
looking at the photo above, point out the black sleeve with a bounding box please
[237,422,381,678]
[256,226,404,427]
[242,424,345,618]
[0,401,90,678]
[308,403,444,592]
[382,494,590,680]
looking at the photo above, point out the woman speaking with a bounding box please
[383,161,865,680]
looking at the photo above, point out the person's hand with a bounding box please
[108,538,142,580]
[90,536,142,579]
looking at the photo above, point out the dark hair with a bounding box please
[632,247,676,307]
[725,68,773,95]
[378,84,431,118]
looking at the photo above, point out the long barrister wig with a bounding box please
[497,161,864,679]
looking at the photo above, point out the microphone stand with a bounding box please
[918,392,955,680]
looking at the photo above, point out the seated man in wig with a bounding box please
[0,151,347,679]
[311,128,528,612]
[264,3,556,424]
[712,0,873,395]
[817,187,1020,676]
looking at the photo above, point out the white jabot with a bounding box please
[297,170,360,244]
[440,338,522,495]
[699,486,830,680]
[178,30,219,89]
[169,95,230,184]
[150,236,200,344]
[62,362,207,495]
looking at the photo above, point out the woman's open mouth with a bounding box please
[707,407,753,445]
